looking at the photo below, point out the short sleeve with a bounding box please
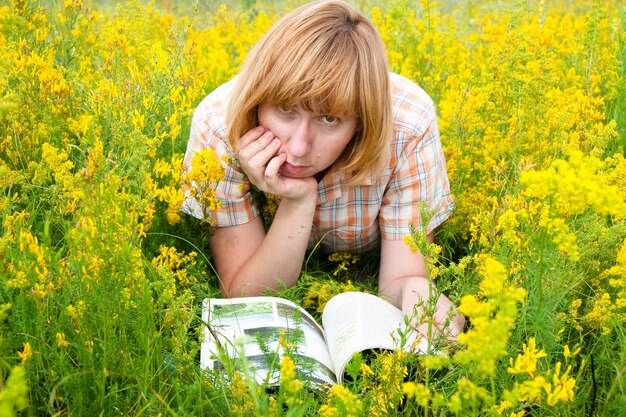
[181,81,260,226]
[379,110,454,239]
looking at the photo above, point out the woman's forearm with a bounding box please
[221,195,316,296]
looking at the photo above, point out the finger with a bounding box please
[264,152,286,179]
[245,138,281,172]
[412,295,459,342]
[448,313,466,338]
[432,293,457,323]
[416,320,441,343]
[238,126,267,149]
[435,305,464,341]
[432,297,452,323]
[261,153,287,192]
[239,130,276,161]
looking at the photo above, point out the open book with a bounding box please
[200,291,428,387]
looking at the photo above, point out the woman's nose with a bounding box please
[286,120,313,158]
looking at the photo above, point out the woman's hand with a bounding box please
[398,276,465,342]
[379,238,466,343]
[237,126,317,200]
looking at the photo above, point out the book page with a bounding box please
[201,296,336,387]
[321,292,428,383]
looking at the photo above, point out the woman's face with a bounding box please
[257,103,359,178]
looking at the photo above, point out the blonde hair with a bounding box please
[226,0,391,184]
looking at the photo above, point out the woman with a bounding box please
[182,0,464,339]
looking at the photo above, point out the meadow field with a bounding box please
[1,0,625,415]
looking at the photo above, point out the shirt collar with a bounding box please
[316,165,374,204]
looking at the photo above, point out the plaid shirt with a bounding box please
[182,73,454,253]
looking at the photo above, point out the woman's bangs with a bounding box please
[259,44,360,118]
[315,74,360,118]
[303,48,361,117]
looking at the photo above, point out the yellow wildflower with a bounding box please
[279,355,303,407]
[66,114,93,137]
[563,344,581,360]
[0,366,29,414]
[181,147,225,224]
[497,400,513,414]
[17,342,34,364]
[319,384,363,417]
[402,382,431,407]
[56,333,70,348]
[420,353,451,371]
[583,292,613,335]
[456,256,527,377]
[328,252,360,277]
[507,337,547,378]
[515,375,549,404]
[303,280,360,313]
[229,371,254,417]
[544,362,576,406]
[359,363,374,377]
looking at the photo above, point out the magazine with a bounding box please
[200,291,428,387]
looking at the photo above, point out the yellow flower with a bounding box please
[56,333,70,348]
[279,355,303,407]
[229,371,254,417]
[0,366,29,413]
[447,392,463,413]
[507,337,547,378]
[456,255,527,377]
[0,304,11,324]
[359,363,374,377]
[496,400,513,414]
[563,344,581,360]
[583,292,613,335]
[180,147,225,225]
[328,252,360,277]
[66,300,86,325]
[67,114,93,137]
[303,280,360,313]
[152,159,174,179]
[17,342,34,363]
[477,255,507,297]
[420,353,451,371]
[318,384,363,417]
[279,355,296,380]
[544,362,576,406]
[402,382,431,407]
[152,245,187,271]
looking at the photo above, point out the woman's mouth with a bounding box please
[279,162,309,177]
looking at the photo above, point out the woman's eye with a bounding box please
[278,105,293,114]
[321,115,339,125]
